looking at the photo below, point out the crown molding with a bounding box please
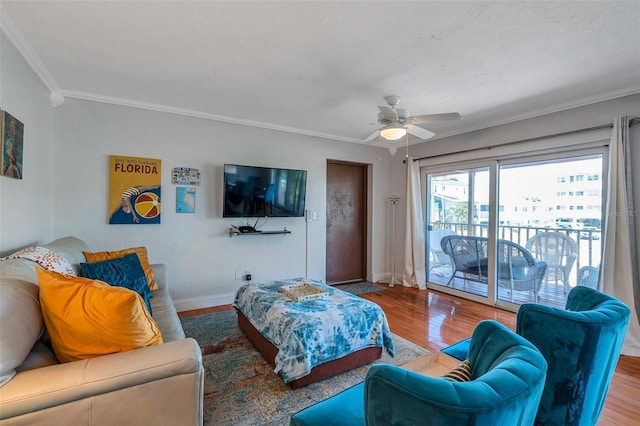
[429,86,640,142]
[1,7,60,95]
[58,85,640,149]
[61,89,363,144]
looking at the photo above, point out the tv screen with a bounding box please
[223,164,307,218]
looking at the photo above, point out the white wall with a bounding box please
[49,99,393,309]
[1,35,397,311]
[0,34,55,252]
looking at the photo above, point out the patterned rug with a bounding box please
[333,281,387,295]
[181,309,427,426]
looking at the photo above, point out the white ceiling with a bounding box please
[2,1,639,146]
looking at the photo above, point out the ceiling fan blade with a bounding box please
[363,130,380,143]
[396,108,410,119]
[378,106,398,120]
[407,124,435,140]
[409,112,462,124]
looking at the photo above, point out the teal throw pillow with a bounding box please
[81,253,153,315]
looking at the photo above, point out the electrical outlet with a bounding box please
[234,270,241,280]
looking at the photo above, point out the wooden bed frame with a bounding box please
[236,309,382,388]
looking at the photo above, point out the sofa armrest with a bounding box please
[151,263,167,290]
[0,338,202,420]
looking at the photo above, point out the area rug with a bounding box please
[334,281,387,295]
[181,309,427,426]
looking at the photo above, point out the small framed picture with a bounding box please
[172,167,200,185]
[176,187,196,213]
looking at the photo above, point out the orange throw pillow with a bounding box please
[83,247,158,290]
[37,269,163,363]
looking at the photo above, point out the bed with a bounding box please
[233,278,395,388]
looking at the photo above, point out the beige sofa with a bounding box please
[0,236,204,425]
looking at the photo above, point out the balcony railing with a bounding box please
[429,222,601,285]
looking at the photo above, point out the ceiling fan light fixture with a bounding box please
[380,127,407,140]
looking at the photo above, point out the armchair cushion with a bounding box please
[37,269,163,363]
[441,338,471,361]
[466,258,530,280]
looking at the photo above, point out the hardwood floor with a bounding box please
[179,285,640,425]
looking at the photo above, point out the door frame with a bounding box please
[326,159,368,284]
[422,147,607,311]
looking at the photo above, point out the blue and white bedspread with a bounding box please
[233,278,395,383]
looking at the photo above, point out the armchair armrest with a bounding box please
[0,338,202,420]
[365,365,468,424]
[364,363,542,425]
[365,323,546,426]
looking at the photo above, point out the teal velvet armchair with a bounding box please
[516,286,630,426]
[290,320,548,426]
[442,287,631,426]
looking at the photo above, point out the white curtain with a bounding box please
[403,157,426,289]
[602,116,640,356]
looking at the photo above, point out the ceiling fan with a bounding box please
[363,96,461,142]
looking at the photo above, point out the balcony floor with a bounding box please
[428,266,569,309]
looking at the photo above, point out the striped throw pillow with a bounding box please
[441,359,472,382]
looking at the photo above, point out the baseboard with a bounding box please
[371,272,390,283]
[174,292,235,312]
[173,274,398,312]
[372,272,402,284]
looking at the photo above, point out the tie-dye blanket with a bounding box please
[233,278,395,383]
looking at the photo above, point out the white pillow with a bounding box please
[1,246,75,275]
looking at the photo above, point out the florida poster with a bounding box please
[109,155,161,224]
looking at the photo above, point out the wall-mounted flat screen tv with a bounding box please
[223,164,307,218]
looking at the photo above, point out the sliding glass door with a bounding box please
[496,155,603,308]
[426,165,493,302]
[425,151,604,309]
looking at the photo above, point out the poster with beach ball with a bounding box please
[109,155,161,224]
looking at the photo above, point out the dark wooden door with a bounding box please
[326,161,367,284]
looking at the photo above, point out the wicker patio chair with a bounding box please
[577,265,600,289]
[525,232,578,293]
[429,229,456,272]
[441,235,547,303]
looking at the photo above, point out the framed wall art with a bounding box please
[176,187,196,213]
[109,155,162,224]
[172,167,200,185]
[1,110,25,180]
